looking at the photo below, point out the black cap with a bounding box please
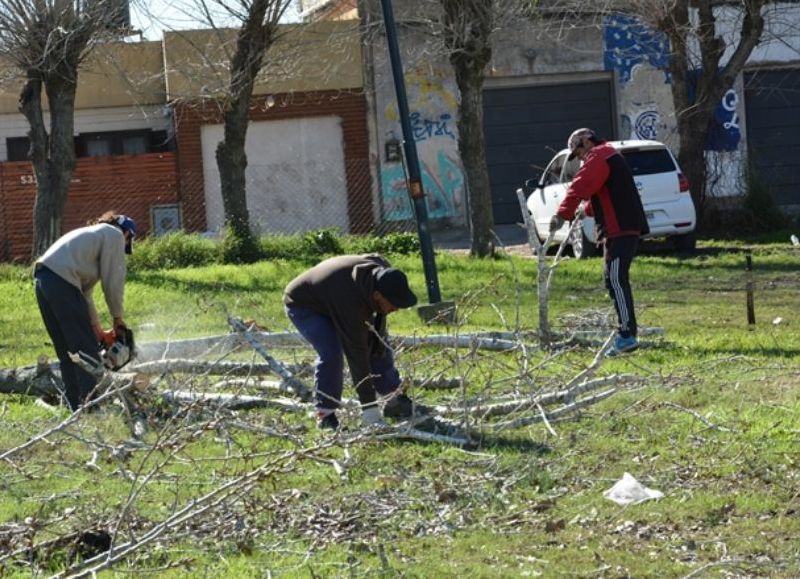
[375,267,418,308]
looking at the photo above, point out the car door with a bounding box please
[528,152,566,236]
[549,154,582,241]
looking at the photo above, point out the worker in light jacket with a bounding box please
[34,211,136,410]
[550,128,649,355]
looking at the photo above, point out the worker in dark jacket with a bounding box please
[550,128,649,355]
[283,254,423,430]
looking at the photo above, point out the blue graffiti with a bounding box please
[604,14,670,84]
[605,15,740,152]
[687,71,741,152]
[410,113,456,142]
[381,150,463,221]
[634,111,660,140]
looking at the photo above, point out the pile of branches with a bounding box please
[0,309,662,576]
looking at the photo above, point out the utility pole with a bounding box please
[379,0,454,322]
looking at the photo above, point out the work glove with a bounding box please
[361,405,386,427]
[576,203,587,219]
[549,214,565,233]
[94,324,116,347]
[100,329,117,348]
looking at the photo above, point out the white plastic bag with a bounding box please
[603,472,664,505]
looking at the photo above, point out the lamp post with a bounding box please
[379,0,454,322]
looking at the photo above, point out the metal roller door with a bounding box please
[483,80,615,224]
[744,68,800,208]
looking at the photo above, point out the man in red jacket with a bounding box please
[549,128,649,355]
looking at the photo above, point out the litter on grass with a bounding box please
[603,472,664,505]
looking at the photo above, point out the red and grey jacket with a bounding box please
[557,142,649,242]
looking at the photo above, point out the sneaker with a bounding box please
[383,393,430,419]
[317,411,340,431]
[607,334,639,357]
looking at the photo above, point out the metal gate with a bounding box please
[744,68,800,208]
[483,79,615,224]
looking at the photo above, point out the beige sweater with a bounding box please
[36,223,127,326]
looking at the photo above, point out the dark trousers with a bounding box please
[34,266,99,410]
[603,235,639,339]
[285,305,401,410]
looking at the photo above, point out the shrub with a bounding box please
[741,164,788,232]
[342,231,420,255]
[220,228,262,264]
[300,228,343,256]
[126,229,421,271]
[260,234,306,259]
[128,232,217,270]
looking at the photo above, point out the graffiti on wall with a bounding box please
[634,110,661,140]
[381,64,463,221]
[603,14,670,84]
[605,14,742,151]
[705,88,741,152]
[410,112,456,142]
[381,150,463,221]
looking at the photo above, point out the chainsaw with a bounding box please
[100,327,136,371]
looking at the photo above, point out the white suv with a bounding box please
[525,140,697,258]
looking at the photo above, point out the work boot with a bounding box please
[316,411,340,431]
[383,393,430,419]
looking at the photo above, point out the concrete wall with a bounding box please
[0,41,165,114]
[163,21,363,100]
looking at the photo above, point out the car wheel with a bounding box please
[673,232,696,252]
[569,224,597,259]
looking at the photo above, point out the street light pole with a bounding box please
[379,0,443,306]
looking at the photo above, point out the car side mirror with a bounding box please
[523,177,540,195]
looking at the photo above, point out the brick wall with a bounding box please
[0,153,178,262]
[173,89,373,234]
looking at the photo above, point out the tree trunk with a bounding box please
[216,106,252,242]
[20,76,78,257]
[455,72,495,257]
[659,0,766,226]
[215,0,274,262]
[442,0,496,258]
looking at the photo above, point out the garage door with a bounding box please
[483,80,615,224]
[201,117,350,234]
[744,68,800,208]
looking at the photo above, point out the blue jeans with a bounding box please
[285,305,401,410]
[34,266,100,410]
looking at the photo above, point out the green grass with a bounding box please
[1,238,799,576]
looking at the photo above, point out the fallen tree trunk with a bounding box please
[162,390,306,412]
[0,360,63,397]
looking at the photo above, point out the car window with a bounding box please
[543,154,566,186]
[620,149,677,176]
[561,157,582,183]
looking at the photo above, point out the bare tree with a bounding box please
[0,0,124,257]
[440,0,496,257]
[639,0,767,221]
[138,0,295,261]
[214,0,294,261]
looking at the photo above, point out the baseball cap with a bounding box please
[375,267,418,309]
[567,128,596,160]
[116,215,136,254]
